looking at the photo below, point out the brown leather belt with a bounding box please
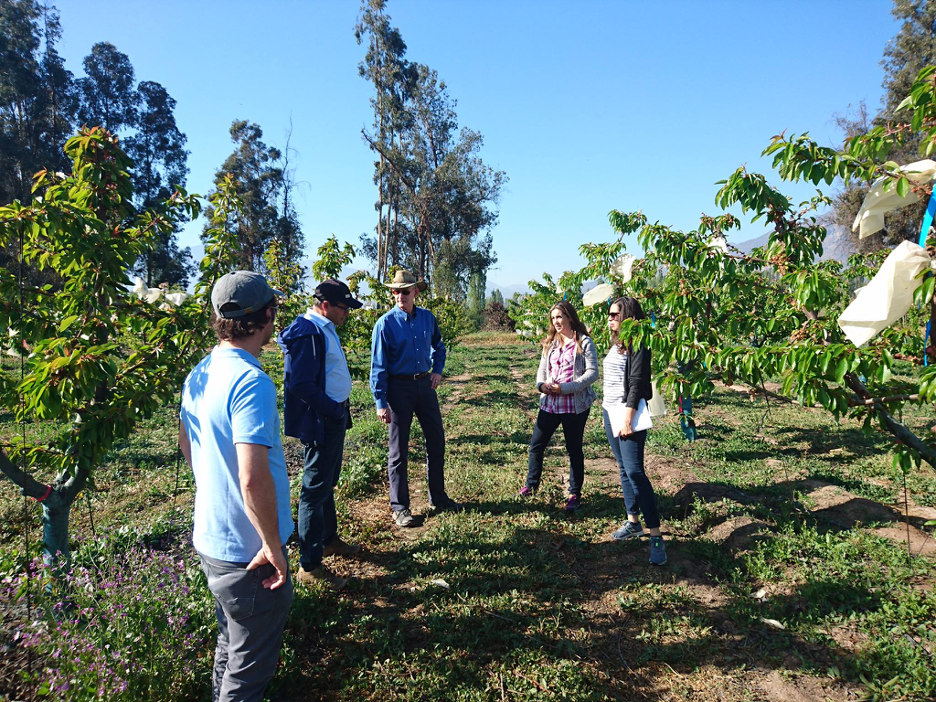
[389,371,430,381]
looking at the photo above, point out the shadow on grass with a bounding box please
[774,426,892,458]
[279,518,873,701]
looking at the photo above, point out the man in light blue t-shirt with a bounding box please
[179,271,293,702]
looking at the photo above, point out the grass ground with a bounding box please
[1,332,935,700]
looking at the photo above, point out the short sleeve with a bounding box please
[230,371,279,448]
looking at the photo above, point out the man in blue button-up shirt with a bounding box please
[370,269,462,527]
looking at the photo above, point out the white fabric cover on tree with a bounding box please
[838,240,932,347]
[582,283,615,307]
[708,235,729,254]
[852,160,936,239]
[648,381,667,417]
[164,292,189,306]
[610,253,636,282]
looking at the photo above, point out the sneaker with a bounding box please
[519,486,534,497]
[323,538,362,558]
[565,494,581,512]
[392,508,414,527]
[430,497,464,514]
[296,565,347,591]
[649,536,667,566]
[612,521,644,541]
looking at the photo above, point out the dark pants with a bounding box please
[526,407,590,496]
[199,549,293,702]
[602,408,660,529]
[298,409,348,570]
[387,375,447,510]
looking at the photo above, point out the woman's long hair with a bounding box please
[610,296,646,354]
[542,301,589,353]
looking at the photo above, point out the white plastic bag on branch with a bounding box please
[838,240,932,347]
[852,160,936,240]
[648,381,667,417]
[164,292,189,306]
[131,276,162,304]
[610,254,636,282]
[582,283,615,307]
[708,235,729,254]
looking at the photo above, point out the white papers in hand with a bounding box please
[605,399,653,436]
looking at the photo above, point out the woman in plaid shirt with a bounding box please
[519,301,598,512]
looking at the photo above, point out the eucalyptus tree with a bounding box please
[360,62,505,296]
[126,80,192,287]
[202,119,303,276]
[355,0,416,281]
[76,41,137,134]
[0,0,77,206]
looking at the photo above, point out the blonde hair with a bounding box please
[542,301,588,354]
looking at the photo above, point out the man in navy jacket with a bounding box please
[278,279,362,589]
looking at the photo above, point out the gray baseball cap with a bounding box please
[211,271,283,318]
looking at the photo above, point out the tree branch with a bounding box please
[0,447,49,498]
[844,372,936,466]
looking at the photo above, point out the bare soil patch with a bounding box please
[799,479,936,555]
[756,669,862,701]
[705,516,774,555]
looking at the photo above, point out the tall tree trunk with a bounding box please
[393,191,400,268]
[376,160,385,281]
[387,178,396,267]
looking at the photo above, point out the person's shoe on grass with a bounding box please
[565,494,580,512]
[612,520,643,541]
[392,508,414,527]
[296,565,348,591]
[649,536,667,566]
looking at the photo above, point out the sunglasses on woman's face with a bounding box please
[608,311,621,319]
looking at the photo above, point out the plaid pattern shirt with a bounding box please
[541,341,576,414]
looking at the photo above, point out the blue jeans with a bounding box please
[387,375,447,511]
[199,549,293,702]
[526,408,590,496]
[602,407,660,529]
[298,409,347,570]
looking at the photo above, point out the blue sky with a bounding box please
[54,0,898,294]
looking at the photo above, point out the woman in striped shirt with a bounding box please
[603,296,666,565]
[520,301,598,512]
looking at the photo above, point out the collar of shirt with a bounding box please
[390,305,418,321]
[211,345,262,369]
[306,308,335,332]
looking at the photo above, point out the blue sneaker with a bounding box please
[612,521,644,541]
[649,536,667,566]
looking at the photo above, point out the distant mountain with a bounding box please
[486,281,530,300]
[734,223,855,262]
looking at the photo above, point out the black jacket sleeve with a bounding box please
[624,346,652,410]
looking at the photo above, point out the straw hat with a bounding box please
[385,269,428,292]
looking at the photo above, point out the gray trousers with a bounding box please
[199,549,293,702]
[387,375,447,510]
